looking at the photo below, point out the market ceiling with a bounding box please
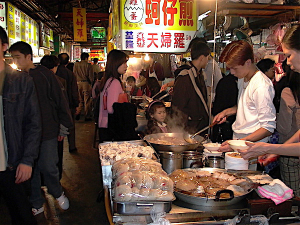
[8,0,110,45]
[7,0,300,45]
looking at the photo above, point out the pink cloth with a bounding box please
[98,78,123,128]
[257,179,293,205]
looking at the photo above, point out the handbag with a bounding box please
[118,93,129,103]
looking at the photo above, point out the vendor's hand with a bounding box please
[258,154,279,166]
[213,111,227,124]
[218,141,233,152]
[15,164,32,184]
[238,142,270,160]
[160,83,168,91]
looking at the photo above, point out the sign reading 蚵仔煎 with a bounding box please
[120,0,197,53]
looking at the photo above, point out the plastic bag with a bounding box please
[112,158,175,202]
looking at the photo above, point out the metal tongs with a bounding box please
[144,88,172,102]
[184,116,227,144]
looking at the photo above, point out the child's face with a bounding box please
[127,80,135,87]
[151,107,166,123]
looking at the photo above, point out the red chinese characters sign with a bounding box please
[73,8,87,42]
[121,0,196,53]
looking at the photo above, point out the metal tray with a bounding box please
[113,201,172,215]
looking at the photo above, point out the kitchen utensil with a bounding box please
[158,92,170,101]
[113,201,172,215]
[173,168,253,208]
[182,151,203,169]
[144,133,205,153]
[205,156,225,169]
[228,140,252,152]
[203,143,221,151]
[159,151,183,174]
[183,123,216,145]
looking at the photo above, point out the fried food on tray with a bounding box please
[169,169,252,199]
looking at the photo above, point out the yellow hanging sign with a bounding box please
[73,8,87,42]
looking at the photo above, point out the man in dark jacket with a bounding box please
[0,27,41,224]
[57,53,79,153]
[172,41,210,134]
[9,41,73,216]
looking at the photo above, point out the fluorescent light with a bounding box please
[226,33,231,36]
[222,40,231,44]
[215,36,221,39]
[207,40,215,43]
[198,10,211,21]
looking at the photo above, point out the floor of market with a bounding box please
[0,119,110,225]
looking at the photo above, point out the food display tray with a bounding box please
[113,201,172,215]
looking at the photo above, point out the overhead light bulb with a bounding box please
[144,54,150,61]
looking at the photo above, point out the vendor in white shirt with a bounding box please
[213,40,276,150]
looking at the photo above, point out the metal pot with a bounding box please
[159,152,183,174]
[182,151,203,169]
[205,156,225,169]
[174,168,253,208]
[144,133,205,153]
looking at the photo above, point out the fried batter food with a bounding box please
[169,169,251,199]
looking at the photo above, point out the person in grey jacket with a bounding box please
[0,26,41,225]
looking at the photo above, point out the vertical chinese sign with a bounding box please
[120,0,197,53]
[7,3,21,44]
[0,2,5,31]
[7,2,39,57]
[73,8,87,42]
[73,45,81,61]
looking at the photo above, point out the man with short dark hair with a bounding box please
[92,57,100,84]
[9,41,73,216]
[57,53,79,153]
[0,27,41,224]
[172,41,211,133]
[74,52,93,120]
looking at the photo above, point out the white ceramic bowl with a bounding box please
[203,143,221,151]
[227,140,251,152]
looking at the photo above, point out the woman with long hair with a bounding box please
[98,50,128,142]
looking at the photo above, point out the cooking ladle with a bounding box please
[184,120,219,144]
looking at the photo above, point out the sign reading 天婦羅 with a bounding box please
[73,8,87,42]
[120,0,197,53]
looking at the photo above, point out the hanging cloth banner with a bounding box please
[73,7,87,42]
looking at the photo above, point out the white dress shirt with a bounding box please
[232,70,276,143]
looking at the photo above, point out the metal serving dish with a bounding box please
[114,201,172,215]
[144,133,204,153]
[174,168,253,208]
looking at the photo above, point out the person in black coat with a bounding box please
[211,73,238,142]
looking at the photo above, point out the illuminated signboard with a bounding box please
[90,49,105,61]
[73,8,87,42]
[120,0,197,53]
[7,3,39,56]
[73,45,81,61]
[91,27,106,39]
[39,21,54,50]
[0,2,6,31]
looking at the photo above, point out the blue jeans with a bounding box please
[30,138,63,209]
